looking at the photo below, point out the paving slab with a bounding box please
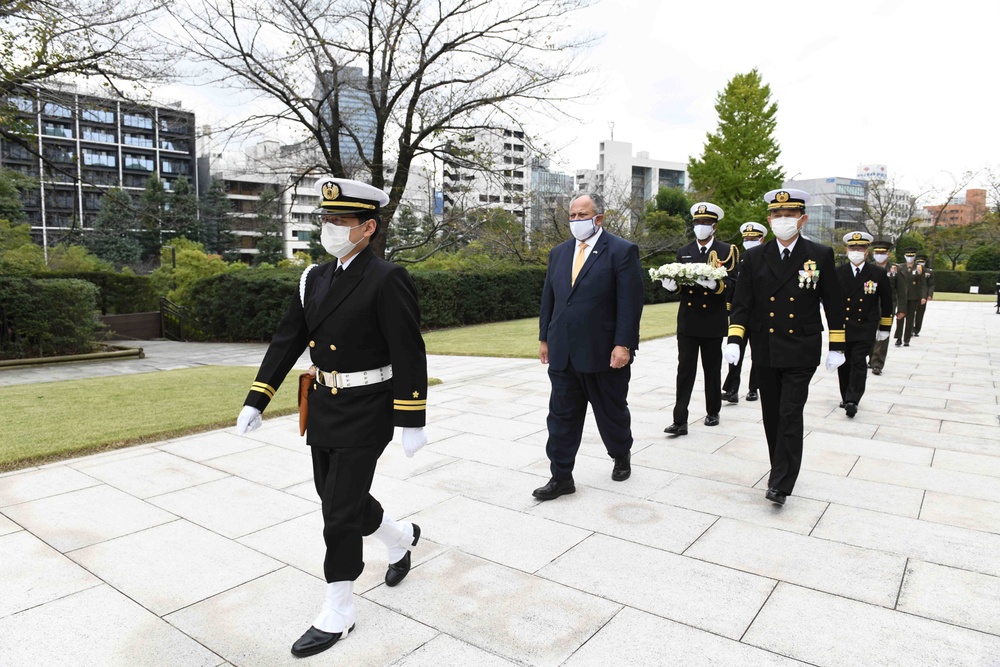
[715,436,858,476]
[932,449,1000,479]
[760,468,925,518]
[78,450,230,499]
[433,413,546,441]
[537,533,775,639]
[0,466,100,508]
[365,550,621,667]
[391,634,519,666]
[743,583,1000,666]
[425,433,547,471]
[0,530,101,619]
[850,456,1000,504]
[897,560,1000,637]
[520,454,679,500]
[0,512,21,536]
[166,566,437,667]
[633,444,771,487]
[919,491,1000,534]
[202,445,314,490]
[802,430,933,465]
[157,430,268,462]
[408,459,544,512]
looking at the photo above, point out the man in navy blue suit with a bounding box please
[533,192,645,500]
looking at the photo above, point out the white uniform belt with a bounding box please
[316,365,392,389]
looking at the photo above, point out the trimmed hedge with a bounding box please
[0,277,102,359]
[928,270,1000,294]
[185,263,679,341]
[34,272,158,315]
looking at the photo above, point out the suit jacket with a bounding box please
[728,238,845,368]
[836,262,893,342]
[539,229,644,373]
[874,261,908,311]
[900,263,928,301]
[670,239,738,338]
[244,246,427,448]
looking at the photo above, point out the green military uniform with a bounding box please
[868,240,906,374]
[913,256,934,336]
[895,249,926,347]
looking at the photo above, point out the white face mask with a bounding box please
[569,217,598,241]
[873,253,888,263]
[321,222,363,258]
[694,224,715,241]
[905,256,915,264]
[742,239,761,250]
[769,216,802,241]
[847,250,867,265]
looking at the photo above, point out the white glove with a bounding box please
[660,277,677,291]
[723,343,741,365]
[695,277,718,290]
[236,405,262,435]
[876,331,890,342]
[401,427,428,458]
[825,351,846,372]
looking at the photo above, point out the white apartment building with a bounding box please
[856,164,914,238]
[574,139,687,214]
[441,128,530,221]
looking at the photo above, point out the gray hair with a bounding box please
[570,192,605,215]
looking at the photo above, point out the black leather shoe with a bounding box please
[704,414,720,427]
[872,368,882,375]
[839,401,846,408]
[721,390,738,404]
[532,476,575,501]
[764,488,786,506]
[612,452,631,481]
[746,390,758,402]
[904,342,910,347]
[894,340,902,347]
[845,402,858,418]
[385,524,420,587]
[291,624,354,658]
[913,332,920,337]
[664,422,688,436]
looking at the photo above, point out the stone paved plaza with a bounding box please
[2,300,1000,666]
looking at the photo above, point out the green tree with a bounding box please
[893,231,926,262]
[687,69,783,242]
[0,170,28,223]
[85,188,142,269]
[253,187,284,266]
[165,177,201,243]
[137,174,168,260]
[0,217,45,274]
[635,187,693,263]
[150,237,241,305]
[46,244,110,272]
[966,245,1000,272]
[198,178,234,256]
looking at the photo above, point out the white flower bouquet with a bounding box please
[649,262,729,286]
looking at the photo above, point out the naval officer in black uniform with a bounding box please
[722,222,767,404]
[661,202,738,434]
[724,189,846,505]
[235,177,428,658]
[835,231,892,417]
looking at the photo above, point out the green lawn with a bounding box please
[424,301,679,359]
[0,366,297,471]
[931,292,997,302]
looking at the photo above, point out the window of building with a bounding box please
[123,153,154,171]
[504,129,513,137]
[124,133,154,148]
[292,230,312,241]
[83,192,103,211]
[42,122,73,138]
[82,148,116,167]
[160,138,189,152]
[123,174,148,188]
[82,108,115,124]
[504,196,512,203]
[512,157,523,165]
[489,195,500,202]
[8,163,39,177]
[479,194,488,202]
[123,113,153,129]
[513,144,524,152]
[513,131,524,139]
[43,145,75,163]
[2,144,32,160]
[43,102,73,118]
[9,97,35,112]
[160,117,189,134]
[513,171,524,178]
[81,126,116,143]
[504,143,512,150]
[83,169,119,186]
[161,159,190,175]
[503,156,512,164]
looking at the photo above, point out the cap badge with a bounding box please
[852,232,862,240]
[697,205,707,214]
[776,191,789,203]
[322,181,340,201]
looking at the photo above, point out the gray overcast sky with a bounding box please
[164,0,999,200]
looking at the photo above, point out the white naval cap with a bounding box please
[740,222,767,237]
[764,188,810,209]
[690,201,724,222]
[314,176,390,215]
[843,230,874,246]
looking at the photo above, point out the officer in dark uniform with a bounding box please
[835,231,892,417]
[235,177,428,658]
[895,248,926,347]
[724,189,846,505]
[722,222,766,403]
[661,202,738,435]
[868,239,906,375]
[913,255,934,336]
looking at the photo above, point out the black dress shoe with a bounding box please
[913,332,920,337]
[704,414,720,426]
[721,390,738,404]
[872,368,882,376]
[764,488,786,506]
[291,624,354,657]
[839,401,846,408]
[894,340,902,347]
[664,422,688,436]
[612,452,631,482]
[532,476,575,501]
[746,390,758,401]
[904,342,910,347]
[845,402,858,418]
[385,524,421,587]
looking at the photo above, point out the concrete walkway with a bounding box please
[1,301,999,666]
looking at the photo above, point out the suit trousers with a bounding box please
[722,332,757,395]
[869,333,890,371]
[673,334,723,423]
[757,365,816,495]
[545,358,633,480]
[838,340,870,404]
[915,301,928,334]
[311,443,387,583]
[895,300,920,343]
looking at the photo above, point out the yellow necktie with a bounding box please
[571,241,588,285]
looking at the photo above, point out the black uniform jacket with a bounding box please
[727,238,846,368]
[836,262,893,342]
[669,239,738,338]
[243,246,427,448]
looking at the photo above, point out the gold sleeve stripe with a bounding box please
[829,330,846,342]
[728,324,746,338]
[726,303,732,311]
[250,385,275,399]
[880,317,893,326]
[394,399,427,406]
[252,381,276,397]
[394,405,426,412]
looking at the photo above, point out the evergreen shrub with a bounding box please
[0,277,101,359]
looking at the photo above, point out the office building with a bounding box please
[782,176,866,244]
[575,139,687,220]
[924,189,987,227]
[441,127,530,221]
[528,158,574,230]
[314,66,377,178]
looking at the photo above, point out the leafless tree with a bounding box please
[860,175,927,240]
[165,0,597,257]
[924,169,980,264]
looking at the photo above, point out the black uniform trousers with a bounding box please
[838,340,870,404]
[895,299,920,344]
[673,334,723,424]
[545,358,632,480]
[914,302,928,334]
[311,443,387,583]
[758,365,816,495]
[722,332,757,396]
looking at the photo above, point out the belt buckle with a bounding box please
[320,370,338,388]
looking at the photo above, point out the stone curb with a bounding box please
[0,346,144,369]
